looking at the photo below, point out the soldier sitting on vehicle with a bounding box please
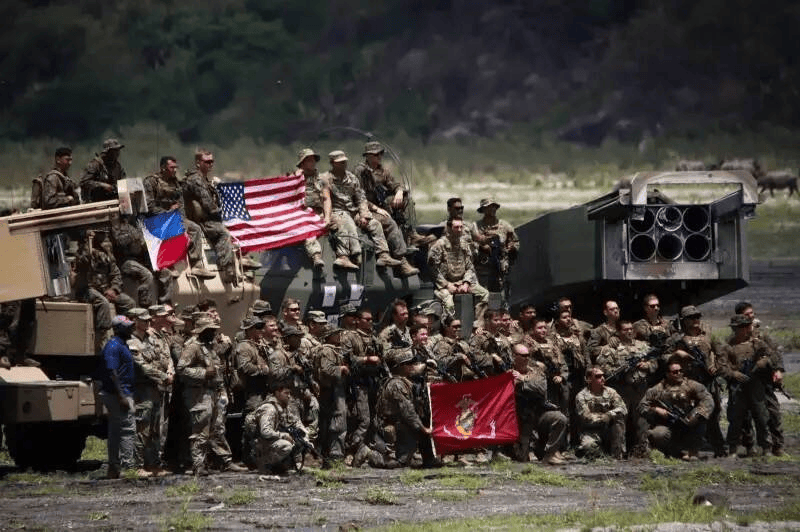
[293,148,331,270]
[41,147,79,210]
[575,366,627,459]
[246,383,311,475]
[471,198,519,298]
[80,138,126,203]
[428,217,489,322]
[639,355,713,461]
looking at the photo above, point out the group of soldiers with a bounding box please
[99,289,785,478]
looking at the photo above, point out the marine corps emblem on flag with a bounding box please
[429,372,519,455]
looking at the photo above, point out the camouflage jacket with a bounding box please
[127,331,171,388]
[377,375,425,431]
[471,218,519,272]
[433,336,472,376]
[668,332,719,383]
[182,169,221,223]
[639,377,714,421]
[235,339,270,397]
[144,172,185,216]
[316,343,347,389]
[110,217,148,263]
[80,156,125,203]
[341,328,384,379]
[468,329,507,375]
[254,396,305,441]
[177,337,225,391]
[299,170,329,215]
[597,339,655,388]
[528,338,569,381]
[267,343,299,389]
[322,170,370,219]
[42,168,78,209]
[575,386,627,429]
[632,317,670,343]
[549,324,588,376]
[427,236,478,289]
[353,161,403,208]
[75,247,122,294]
[378,323,411,351]
[514,364,549,418]
[587,323,620,362]
[717,337,773,382]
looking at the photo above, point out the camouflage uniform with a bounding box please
[74,246,128,342]
[741,328,785,454]
[639,377,713,457]
[301,170,329,258]
[575,385,627,458]
[632,316,670,344]
[128,328,173,468]
[468,329,509,376]
[283,339,320,443]
[513,364,568,461]
[235,338,271,414]
[42,168,79,209]
[718,336,774,452]
[351,161,408,255]
[597,339,656,456]
[471,218,519,293]
[341,328,386,456]
[177,335,234,472]
[80,156,125,203]
[143,171,205,277]
[550,322,590,442]
[248,395,308,473]
[316,339,348,461]
[432,336,475,381]
[587,323,619,363]
[182,169,235,282]
[376,374,429,465]
[378,323,411,351]
[427,236,489,316]
[528,338,570,419]
[111,217,154,307]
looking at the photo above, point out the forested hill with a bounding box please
[2,0,798,146]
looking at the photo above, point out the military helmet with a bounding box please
[306,310,328,324]
[102,138,124,152]
[340,303,359,316]
[148,304,170,317]
[296,148,320,168]
[386,347,415,369]
[477,197,501,213]
[362,141,385,156]
[282,325,304,337]
[127,307,152,321]
[328,150,348,163]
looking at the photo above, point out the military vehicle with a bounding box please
[0,188,259,469]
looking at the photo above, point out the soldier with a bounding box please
[735,302,785,456]
[354,141,435,248]
[550,308,590,445]
[294,148,330,269]
[126,308,173,476]
[632,294,670,345]
[597,320,656,458]
[80,138,126,203]
[316,325,350,466]
[183,150,249,286]
[469,309,512,376]
[235,317,269,415]
[555,297,593,341]
[0,300,38,369]
[510,304,536,340]
[471,198,519,296]
[587,300,622,363]
[669,306,726,457]
[340,305,387,466]
[376,347,435,467]
[41,147,79,209]
[378,299,412,350]
[302,310,328,356]
[428,218,489,321]
[148,304,181,464]
[433,316,476,381]
[639,356,713,461]
[110,214,155,308]
[322,150,417,276]
[247,383,310,474]
[574,366,627,459]
[443,198,475,252]
[279,298,307,334]
[282,326,320,446]
[525,317,570,419]
[177,314,247,475]
[510,344,568,465]
[100,315,137,479]
[143,155,213,280]
[718,314,774,457]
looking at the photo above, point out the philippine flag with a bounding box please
[139,211,190,270]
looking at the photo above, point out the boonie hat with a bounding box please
[730,314,753,328]
[251,300,273,316]
[321,325,342,339]
[362,141,385,156]
[241,316,264,330]
[148,304,170,317]
[282,325,304,337]
[296,148,320,168]
[328,150,348,163]
[192,316,220,334]
[340,303,359,316]
[679,305,702,319]
[477,198,501,213]
[102,138,124,152]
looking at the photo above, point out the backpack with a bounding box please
[30,175,44,209]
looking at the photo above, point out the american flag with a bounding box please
[217,175,326,254]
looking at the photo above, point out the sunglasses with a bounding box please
[592,374,605,379]
[670,369,683,374]
[648,304,660,308]
[287,307,300,312]
[201,159,214,164]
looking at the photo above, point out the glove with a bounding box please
[683,413,700,427]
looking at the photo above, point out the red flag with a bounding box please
[429,372,519,455]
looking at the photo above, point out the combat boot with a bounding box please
[542,450,565,465]
[241,257,262,270]
[375,252,402,267]
[190,266,216,279]
[311,253,325,269]
[223,461,248,472]
[351,445,372,468]
[12,356,40,367]
[409,231,437,246]
[334,256,359,271]
[395,258,419,277]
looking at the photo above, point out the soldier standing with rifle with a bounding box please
[471,198,519,299]
[80,138,125,203]
[316,326,350,467]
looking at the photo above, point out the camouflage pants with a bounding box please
[578,416,626,458]
[101,392,136,472]
[705,381,726,454]
[740,385,783,451]
[113,292,137,316]
[434,282,489,317]
[184,218,204,267]
[163,380,191,470]
[134,384,163,468]
[255,437,293,473]
[183,386,232,470]
[515,410,567,461]
[120,259,155,308]
[288,391,319,444]
[319,385,347,460]
[371,210,406,257]
[84,288,112,331]
[617,384,650,457]
[727,379,770,451]
[199,220,235,282]
[346,384,376,453]
[304,237,322,258]
[330,210,362,257]
[647,420,707,457]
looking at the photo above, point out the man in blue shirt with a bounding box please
[100,315,141,478]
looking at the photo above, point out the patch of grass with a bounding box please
[641,465,787,497]
[784,371,800,398]
[224,488,256,506]
[363,487,397,505]
[16,484,69,497]
[430,489,475,502]
[514,464,580,487]
[88,511,109,521]
[305,467,344,488]
[4,472,56,484]
[81,436,107,462]
[649,449,682,465]
[436,472,487,491]
[162,498,213,532]
[399,469,427,485]
[165,480,201,497]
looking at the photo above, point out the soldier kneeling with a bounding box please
[246,384,311,475]
[574,366,627,459]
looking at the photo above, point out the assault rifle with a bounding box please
[606,346,663,386]
[465,349,489,379]
[729,357,755,393]
[655,399,689,429]
[675,340,715,384]
[278,425,318,471]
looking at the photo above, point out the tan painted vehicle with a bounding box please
[0,193,258,469]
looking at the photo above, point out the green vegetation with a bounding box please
[514,465,580,487]
[399,469,427,485]
[363,487,397,505]
[436,472,487,491]
[224,488,257,506]
[640,466,780,494]
[162,498,213,532]
[81,436,107,462]
[306,467,344,488]
[88,511,109,521]
[165,480,201,498]
[648,450,682,466]
[430,489,475,502]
